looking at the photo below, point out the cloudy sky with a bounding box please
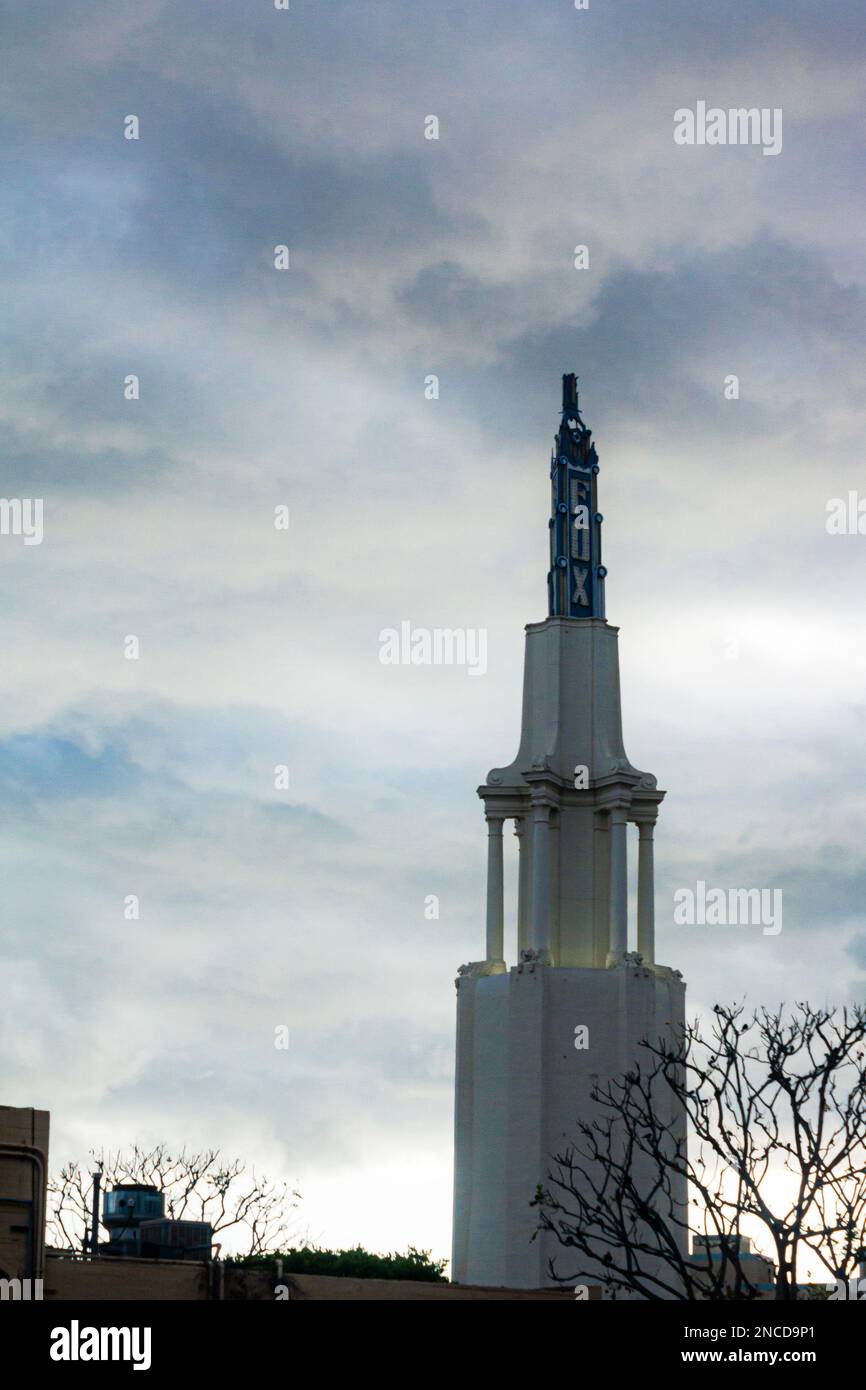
[2,0,865,1263]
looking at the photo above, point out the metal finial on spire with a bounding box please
[547,374,606,620]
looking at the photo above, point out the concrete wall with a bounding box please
[40,1255,572,1301]
[45,1254,210,1301]
[277,1274,575,1300]
[453,960,686,1289]
[0,1105,50,1283]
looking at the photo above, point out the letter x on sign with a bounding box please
[573,568,589,606]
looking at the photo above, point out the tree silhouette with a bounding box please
[533,1003,866,1300]
[48,1144,301,1258]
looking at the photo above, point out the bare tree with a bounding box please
[47,1145,301,1258]
[533,1003,866,1300]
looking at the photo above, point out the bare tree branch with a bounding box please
[47,1145,301,1258]
[533,1002,866,1301]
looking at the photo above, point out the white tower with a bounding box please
[451,376,686,1290]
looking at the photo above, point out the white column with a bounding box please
[549,809,560,962]
[514,817,529,954]
[485,816,505,962]
[637,821,656,964]
[593,812,611,968]
[607,806,628,964]
[530,797,552,961]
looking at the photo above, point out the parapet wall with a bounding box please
[42,1254,573,1301]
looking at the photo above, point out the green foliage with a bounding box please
[229,1243,448,1283]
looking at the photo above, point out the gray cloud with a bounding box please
[2,0,865,1260]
